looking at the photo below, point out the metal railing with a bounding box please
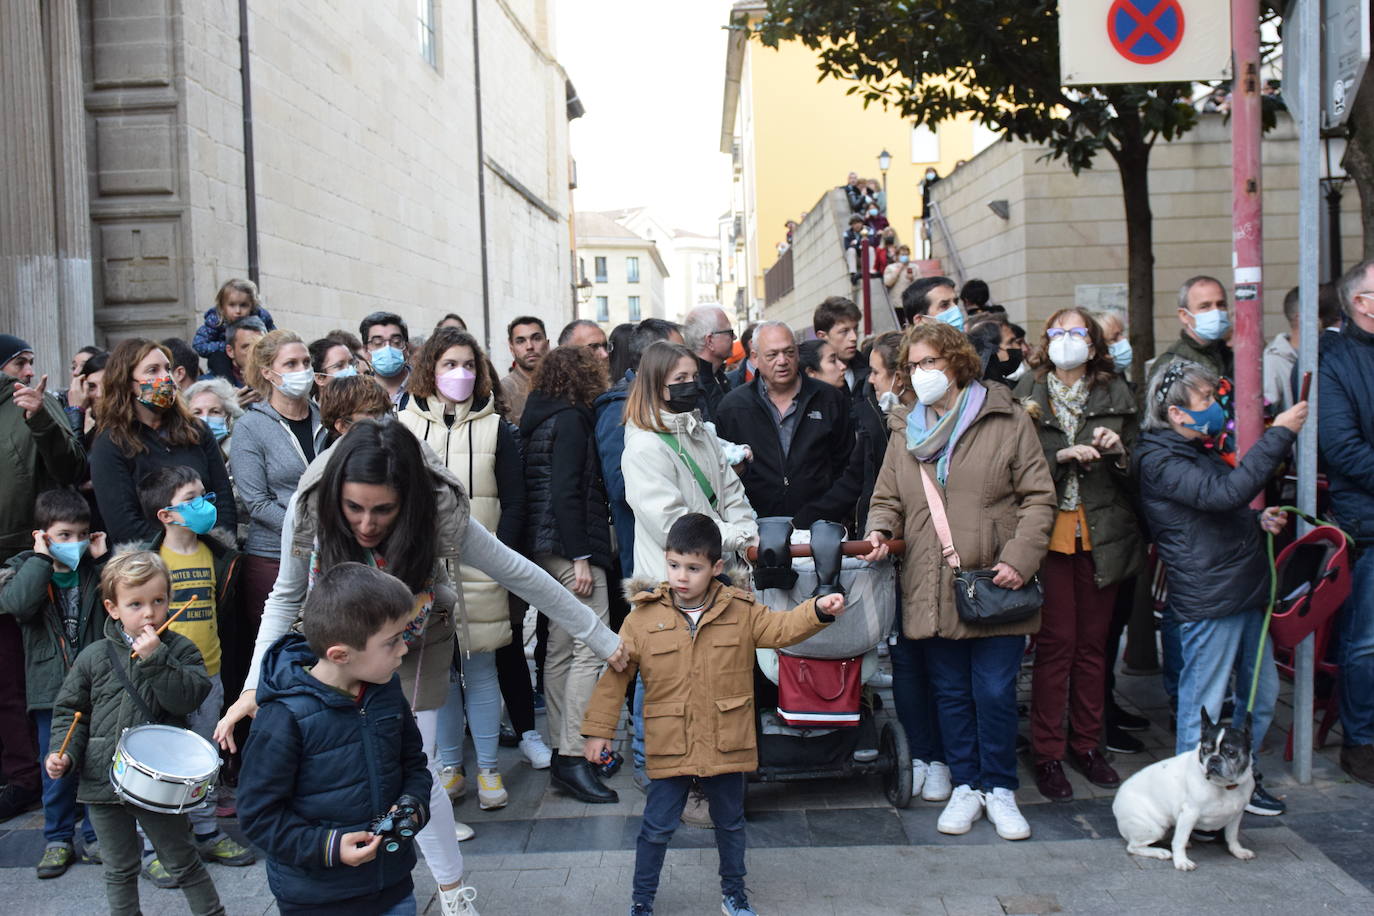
[764,247,794,305]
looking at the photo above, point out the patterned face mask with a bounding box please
[137,376,177,410]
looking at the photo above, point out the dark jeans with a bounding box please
[33,710,96,845]
[925,635,1024,791]
[495,595,536,735]
[634,773,746,906]
[87,802,224,915]
[889,635,944,762]
[0,615,39,793]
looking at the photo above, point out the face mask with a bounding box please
[911,367,951,406]
[437,366,476,403]
[1192,309,1231,341]
[664,381,700,414]
[331,365,358,380]
[1048,336,1090,370]
[868,208,879,217]
[205,416,230,442]
[1109,339,1133,373]
[877,390,901,414]
[898,255,910,264]
[137,377,177,410]
[1005,361,1029,383]
[1177,401,1226,438]
[934,306,965,332]
[168,496,218,536]
[370,346,407,378]
[998,349,1024,376]
[272,369,315,399]
[48,539,88,570]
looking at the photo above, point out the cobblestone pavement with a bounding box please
[2,655,1371,914]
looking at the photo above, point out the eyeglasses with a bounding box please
[1045,327,1091,340]
[901,357,947,373]
[707,329,737,341]
[163,493,215,513]
[367,335,406,349]
[586,342,611,354]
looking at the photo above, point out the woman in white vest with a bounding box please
[399,327,549,811]
[621,341,758,581]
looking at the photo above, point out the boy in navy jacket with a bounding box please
[237,563,433,915]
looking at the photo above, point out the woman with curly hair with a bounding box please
[88,338,237,543]
[519,345,617,803]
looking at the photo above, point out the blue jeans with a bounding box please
[1339,547,1374,746]
[436,650,502,770]
[1161,603,1184,703]
[34,710,96,846]
[631,676,646,771]
[379,893,417,915]
[924,635,1023,791]
[1175,610,1277,757]
[889,635,944,763]
[633,773,746,906]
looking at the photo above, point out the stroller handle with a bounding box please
[745,539,905,562]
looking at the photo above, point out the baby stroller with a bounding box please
[745,519,912,809]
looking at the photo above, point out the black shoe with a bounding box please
[498,724,519,748]
[1105,724,1145,755]
[1221,700,1235,721]
[1245,779,1285,816]
[1190,828,1223,844]
[1109,704,1150,732]
[0,785,39,823]
[550,755,619,804]
[1341,744,1374,787]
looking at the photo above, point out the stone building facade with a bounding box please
[575,210,668,328]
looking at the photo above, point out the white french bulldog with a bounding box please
[1112,708,1256,871]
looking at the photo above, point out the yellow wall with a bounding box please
[746,39,979,296]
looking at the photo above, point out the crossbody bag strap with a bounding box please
[655,431,717,508]
[918,464,962,571]
[104,640,157,724]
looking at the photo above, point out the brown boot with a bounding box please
[1340,744,1374,787]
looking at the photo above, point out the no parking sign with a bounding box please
[1060,0,1231,85]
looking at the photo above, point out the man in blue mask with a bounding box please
[901,276,964,331]
[360,311,412,409]
[1148,276,1235,455]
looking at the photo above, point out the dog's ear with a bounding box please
[1200,705,1215,734]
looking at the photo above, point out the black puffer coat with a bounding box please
[520,391,614,572]
[1135,424,1295,622]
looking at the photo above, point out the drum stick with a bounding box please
[56,712,82,758]
[131,594,197,658]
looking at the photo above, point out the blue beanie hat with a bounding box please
[0,335,34,369]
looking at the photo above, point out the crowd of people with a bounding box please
[0,258,1372,915]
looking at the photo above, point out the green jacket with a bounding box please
[0,551,108,711]
[1148,331,1235,384]
[49,616,210,804]
[0,375,87,561]
[1015,373,1145,588]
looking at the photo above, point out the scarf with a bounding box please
[905,382,986,486]
[1047,373,1089,510]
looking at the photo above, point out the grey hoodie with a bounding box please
[228,400,327,558]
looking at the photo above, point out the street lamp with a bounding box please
[877,148,892,192]
[576,277,594,305]
[1321,134,1348,282]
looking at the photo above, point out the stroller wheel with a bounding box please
[881,721,913,808]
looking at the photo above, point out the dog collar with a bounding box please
[1224,783,1239,790]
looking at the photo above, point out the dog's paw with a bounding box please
[1230,846,1255,861]
[1173,856,1197,871]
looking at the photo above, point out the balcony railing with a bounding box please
[764,247,794,306]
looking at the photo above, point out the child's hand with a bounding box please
[32,530,49,557]
[45,753,71,780]
[89,532,108,559]
[818,593,846,617]
[339,831,381,866]
[131,625,162,660]
[583,737,612,764]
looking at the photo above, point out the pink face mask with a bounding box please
[436,366,476,403]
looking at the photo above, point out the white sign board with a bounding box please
[1060,0,1232,85]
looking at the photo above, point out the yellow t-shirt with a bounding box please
[160,542,221,676]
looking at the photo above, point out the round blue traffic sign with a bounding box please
[1108,0,1185,65]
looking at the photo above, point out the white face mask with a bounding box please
[911,367,950,406]
[273,369,315,399]
[1005,361,1029,382]
[1048,336,1090,371]
[877,390,901,414]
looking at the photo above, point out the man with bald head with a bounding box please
[683,305,735,421]
[714,321,855,527]
[560,319,611,363]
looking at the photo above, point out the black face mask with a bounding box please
[998,349,1023,374]
[665,381,700,414]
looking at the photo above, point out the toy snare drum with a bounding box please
[110,725,221,814]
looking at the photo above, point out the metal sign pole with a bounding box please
[1232,0,1265,461]
[1294,0,1321,785]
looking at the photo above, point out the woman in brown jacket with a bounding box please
[863,322,1055,842]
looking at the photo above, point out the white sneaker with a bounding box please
[936,784,984,835]
[519,730,552,769]
[911,758,929,795]
[922,761,952,802]
[454,821,475,842]
[983,788,1030,841]
[866,669,893,688]
[439,765,466,802]
[440,884,479,916]
[476,768,508,810]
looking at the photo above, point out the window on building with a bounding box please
[910,124,939,163]
[594,256,608,283]
[595,296,609,322]
[628,296,641,321]
[417,0,438,68]
[626,257,640,284]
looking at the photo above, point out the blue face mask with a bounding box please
[167,496,218,536]
[370,346,407,378]
[48,539,88,570]
[205,416,230,442]
[1109,339,1133,373]
[331,365,358,380]
[1192,308,1231,341]
[934,305,965,332]
[1178,401,1226,438]
[898,254,910,264]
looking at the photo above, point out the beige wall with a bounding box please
[930,113,1361,346]
[577,241,667,327]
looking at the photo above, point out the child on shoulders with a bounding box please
[193,278,275,378]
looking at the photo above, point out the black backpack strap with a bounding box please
[104,640,157,724]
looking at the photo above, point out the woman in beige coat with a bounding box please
[863,321,1055,842]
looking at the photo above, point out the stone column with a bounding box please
[0,1,62,376]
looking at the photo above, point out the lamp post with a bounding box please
[1320,134,1348,282]
[877,148,892,193]
[576,277,593,318]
